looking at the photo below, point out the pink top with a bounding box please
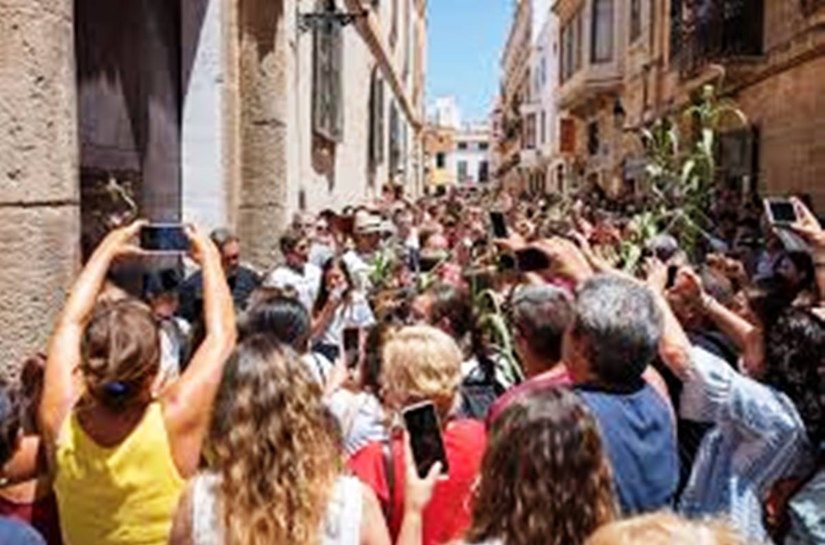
[486,365,573,428]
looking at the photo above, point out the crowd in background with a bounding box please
[1,182,824,545]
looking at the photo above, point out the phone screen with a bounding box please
[343,327,360,369]
[767,199,797,224]
[666,265,679,289]
[516,248,550,272]
[140,224,189,252]
[402,401,449,478]
[490,212,509,239]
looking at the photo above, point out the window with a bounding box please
[591,0,615,63]
[525,114,537,149]
[575,10,583,71]
[479,142,489,151]
[630,0,643,42]
[368,70,385,166]
[561,9,584,82]
[389,101,400,174]
[390,0,399,48]
[312,0,343,141]
[669,0,683,61]
[436,152,446,168]
[457,142,468,150]
[561,24,572,82]
[478,161,489,182]
[587,121,600,156]
[540,111,547,145]
[457,160,468,182]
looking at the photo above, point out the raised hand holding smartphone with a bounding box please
[140,224,190,253]
[402,401,449,478]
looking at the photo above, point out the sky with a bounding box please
[426,0,513,123]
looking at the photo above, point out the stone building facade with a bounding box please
[0,0,427,375]
[493,0,557,194]
[551,0,825,208]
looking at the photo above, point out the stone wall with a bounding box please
[736,55,825,210]
[235,0,290,270]
[0,0,79,377]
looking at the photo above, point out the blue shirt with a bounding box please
[678,347,813,543]
[0,518,45,545]
[576,382,679,515]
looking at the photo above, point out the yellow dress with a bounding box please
[54,402,186,545]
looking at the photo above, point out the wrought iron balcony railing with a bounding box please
[673,0,764,78]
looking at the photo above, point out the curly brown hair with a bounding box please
[465,388,617,545]
[209,335,340,545]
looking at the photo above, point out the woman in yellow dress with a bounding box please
[38,221,236,545]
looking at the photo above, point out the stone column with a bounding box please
[235,0,290,269]
[0,0,80,378]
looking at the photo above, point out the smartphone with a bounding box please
[343,327,360,369]
[764,198,798,225]
[666,265,679,289]
[402,401,449,478]
[140,224,189,253]
[490,211,509,239]
[515,248,550,272]
[497,253,516,272]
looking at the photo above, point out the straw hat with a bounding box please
[354,210,382,234]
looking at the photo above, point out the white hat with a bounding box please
[354,211,382,234]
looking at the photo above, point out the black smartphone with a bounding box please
[140,224,189,253]
[402,401,449,478]
[497,253,516,272]
[343,327,360,369]
[764,198,797,225]
[666,265,679,289]
[490,211,509,239]
[515,248,551,272]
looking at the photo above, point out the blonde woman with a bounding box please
[348,326,487,545]
[169,335,440,545]
[585,512,749,545]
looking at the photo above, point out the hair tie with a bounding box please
[103,381,130,398]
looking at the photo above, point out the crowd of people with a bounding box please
[1,183,824,545]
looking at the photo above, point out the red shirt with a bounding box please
[347,419,486,545]
[486,365,572,427]
[0,492,63,545]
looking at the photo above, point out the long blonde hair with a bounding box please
[210,335,340,545]
[585,512,749,545]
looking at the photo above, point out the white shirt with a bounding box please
[301,351,334,385]
[191,473,362,545]
[326,390,387,456]
[342,250,373,292]
[264,263,322,312]
[158,317,191,384]
[316,292,376,347]
[309,242,335,268]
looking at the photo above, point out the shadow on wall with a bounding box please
[74,0,207,290]
[240,0,284,59]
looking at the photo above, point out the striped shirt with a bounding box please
[678,347,814,543]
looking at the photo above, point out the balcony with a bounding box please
[556,0,625,115]
[674,0,764,80]
[557,64,623,114]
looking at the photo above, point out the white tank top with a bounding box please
[191,473,363,545]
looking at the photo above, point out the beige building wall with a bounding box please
[0,0,428,370]
[0,0,80,376]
